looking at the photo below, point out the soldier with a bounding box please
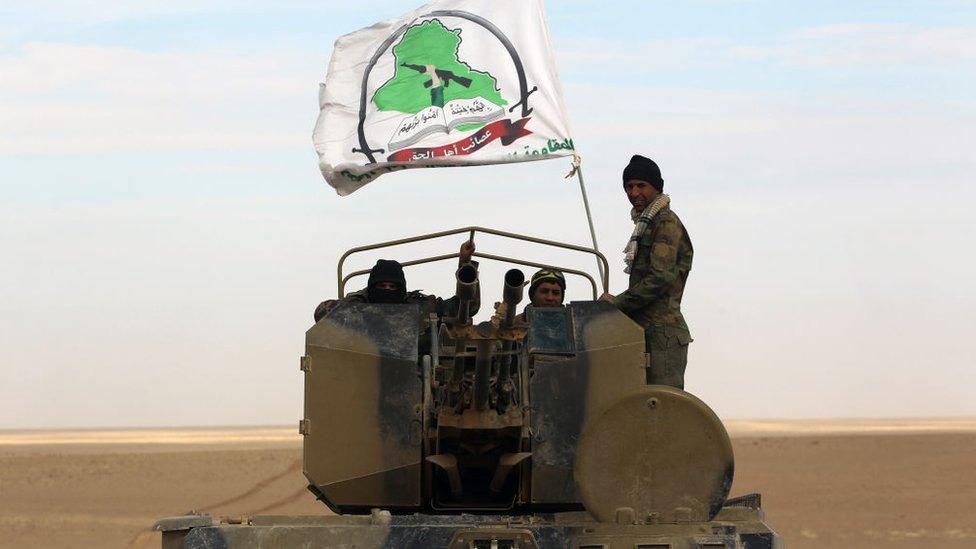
[514,268,565,322]
[313,240,478,323]
[600,155,693,388]
[527,269,565,308]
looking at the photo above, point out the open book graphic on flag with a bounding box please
[312,0,576,195]
[389,97,504,152]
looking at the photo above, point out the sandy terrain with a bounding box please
[1,419,974,548]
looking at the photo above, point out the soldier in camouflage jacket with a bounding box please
[602,155,693,388]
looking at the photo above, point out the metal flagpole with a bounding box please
[567,155,607,292]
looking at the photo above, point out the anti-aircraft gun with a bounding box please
[154,227,781,548]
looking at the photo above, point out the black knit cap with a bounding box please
[622,154,664,192]
[528,269,566,302]
[367,259,407,303]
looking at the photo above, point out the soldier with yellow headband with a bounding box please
[513,268,566,322]
[528,269,565,308]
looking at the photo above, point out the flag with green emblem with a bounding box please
[313,0,576,195]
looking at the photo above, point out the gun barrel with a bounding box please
[495,269,524,412]
[448,263,479,406]
[473,339,493,411]
[501,269,525,328]
[453,263,478,326]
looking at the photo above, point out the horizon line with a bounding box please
[2,417,975,447]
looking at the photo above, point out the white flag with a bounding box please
[313,0,576,196]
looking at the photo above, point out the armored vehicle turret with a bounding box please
[155,227,781,548]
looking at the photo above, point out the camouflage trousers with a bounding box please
[644,325,692,389]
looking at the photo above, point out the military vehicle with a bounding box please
[155,227,781,548]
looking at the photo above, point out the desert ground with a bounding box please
[1,419,974,548]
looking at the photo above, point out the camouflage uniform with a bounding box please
[613,206,693,388]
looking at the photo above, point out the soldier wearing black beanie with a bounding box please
[600,153,694,389]
[622,154,664,192]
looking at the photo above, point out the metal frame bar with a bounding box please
[572,161,606,289]
[337,226,610,298]
[342,252,599,300]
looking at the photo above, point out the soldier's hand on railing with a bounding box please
[459,239,475,264]
[599,292,615,303]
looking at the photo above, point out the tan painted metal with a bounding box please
[303,310,422,509]
[575,386,735,524]
[527,303,647,506]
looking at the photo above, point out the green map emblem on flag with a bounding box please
[374,20,507,114]
[313,0,576,196]
[374,20,511,152]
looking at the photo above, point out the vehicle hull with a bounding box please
[156,506,782,549]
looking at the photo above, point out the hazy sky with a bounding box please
[2,1,974,429]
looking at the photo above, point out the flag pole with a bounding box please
[567,156,607,292]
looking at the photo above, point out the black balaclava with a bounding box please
[367,259,407,303]
[622,154,664,192]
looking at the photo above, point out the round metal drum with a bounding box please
[574,386,734,523]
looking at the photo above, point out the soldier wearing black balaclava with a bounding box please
[364,259,408,304]
[313,240,478,323]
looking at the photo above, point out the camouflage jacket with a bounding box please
[613,206,693,333]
